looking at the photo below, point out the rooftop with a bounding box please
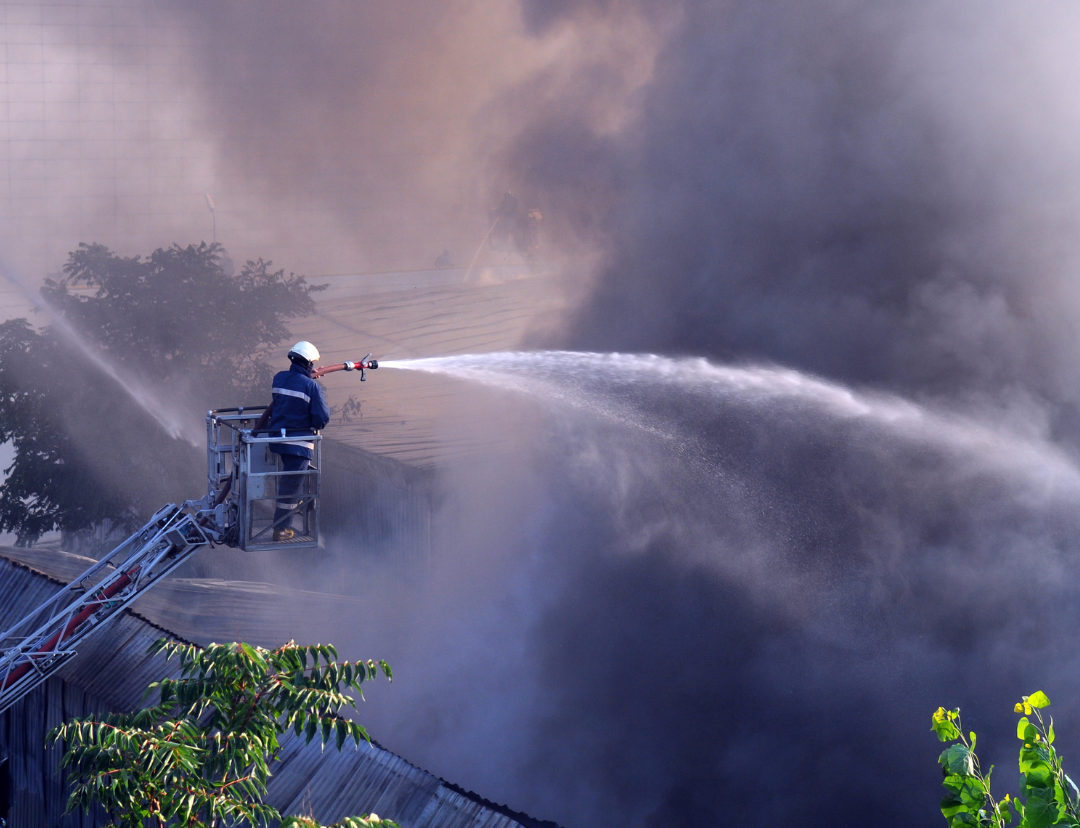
[292,266,565,468]
[0,549,560,828]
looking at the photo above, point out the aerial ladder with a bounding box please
[0,356,378,714]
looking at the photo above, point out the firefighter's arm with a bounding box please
[310,381,331,430]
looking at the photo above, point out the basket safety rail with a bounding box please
[0,504,210,714]
[204,407,321,552]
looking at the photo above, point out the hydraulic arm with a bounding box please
[0,504,210,712]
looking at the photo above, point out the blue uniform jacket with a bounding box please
[266,362,331,459]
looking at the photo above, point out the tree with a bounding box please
[50,639,396,828]
[931,692,1080,827]
[45,242,320,402]
[0,242,322,544]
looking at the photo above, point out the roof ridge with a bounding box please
[0,554,562,828]
[438,780,564,828]
[0,551,199,647]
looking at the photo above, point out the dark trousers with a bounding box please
[274,453,310,528]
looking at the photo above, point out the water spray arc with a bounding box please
[373,350,1080,828]
[381,350,1080,487]
[463,216,500,284]
[0,261,197,444]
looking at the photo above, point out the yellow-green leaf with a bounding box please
[1028,691,1051,709]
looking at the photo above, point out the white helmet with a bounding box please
[287,341,320,363]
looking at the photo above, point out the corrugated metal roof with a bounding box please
[0,544,382,648]
[294,270,566,469]
[0,555,559,828]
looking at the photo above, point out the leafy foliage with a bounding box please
[0,318,131,542]
[0,242,322,543]
[46,242,322,401]
[932,692,1080,828]
[50,639,395,828]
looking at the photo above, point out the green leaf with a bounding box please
[1018,717,1035,741]
[940,744,975,777]
[933,707,961,742]
[1028,691,1051,709]
[351,722,371,745]
[1022,788,1060,828]
[336,719,348,751]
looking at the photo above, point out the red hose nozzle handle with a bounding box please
[312,354,378,380]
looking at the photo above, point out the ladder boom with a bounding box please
[0,504,211,713]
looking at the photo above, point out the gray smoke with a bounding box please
[537,2,1080,420]
[331,357,1080,828]
[357,3,1080,826]
[13,2,1080,827]
[437,2,1080,826]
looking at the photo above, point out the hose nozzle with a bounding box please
[312,353,379,380]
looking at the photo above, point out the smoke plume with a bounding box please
[12,3,1080,828]
[354,3,1080,826]
[424,2,1080,826]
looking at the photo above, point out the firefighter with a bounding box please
[266,341,330,541]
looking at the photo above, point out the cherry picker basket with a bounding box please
[205,407,321,551]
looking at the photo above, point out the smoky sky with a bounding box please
[14,3,1080,828]
[517,2,1080,419]
[352,3,1080,827]
[439,2,1080,826]
[320,365,1080,828]
[7,0,629,279]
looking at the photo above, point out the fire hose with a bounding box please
[312,353,378,380]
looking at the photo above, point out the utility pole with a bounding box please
[204,193,216,243]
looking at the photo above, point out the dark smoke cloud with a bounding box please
[519,2,1080,419]
[155,1,655,274]
[356,2,1080,826]
[165,2,475,270]
[16,2,1080,827]
[184,4,1080,826]
[346,373,1080,828]
[15,0,642,278]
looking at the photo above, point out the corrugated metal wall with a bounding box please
[0,557,173,828]
[0,679,111,827]
[0,559,552,828]
[320,439,432,566]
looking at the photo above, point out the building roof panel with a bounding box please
[0,553,559,828]
[293,270,565,470]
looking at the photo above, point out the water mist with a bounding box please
[349,350,1080,828]
[383,351,1080,489]
[0,262,198,445]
